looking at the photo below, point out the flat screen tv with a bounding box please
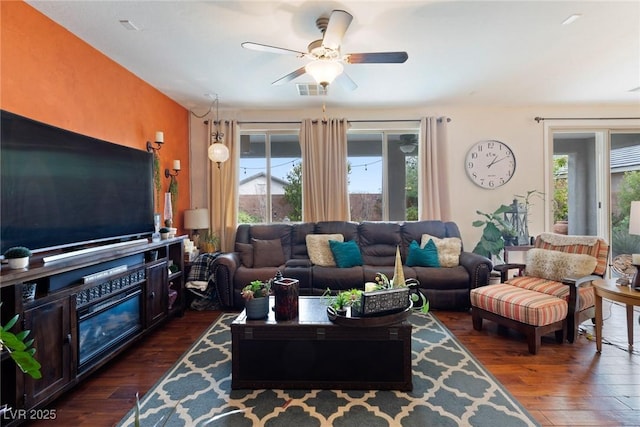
[1,110,155,254]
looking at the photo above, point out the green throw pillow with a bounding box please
[328,240,363,268]
[406,239,440,267]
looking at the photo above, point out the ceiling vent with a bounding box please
[296,83,328,96]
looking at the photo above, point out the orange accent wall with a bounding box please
[1,1,189,233]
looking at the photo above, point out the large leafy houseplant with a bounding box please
[472,204,514,261]
[0,303,41,379]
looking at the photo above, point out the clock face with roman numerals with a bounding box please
[465,140,515,189]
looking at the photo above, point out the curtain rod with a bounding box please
[534,116,640,123]
[236,117,451,125]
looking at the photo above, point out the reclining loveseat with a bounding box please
[210,220,492,311]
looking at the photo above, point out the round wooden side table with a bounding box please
[593,278,640,353]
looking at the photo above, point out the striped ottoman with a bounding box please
[470,283,568,354]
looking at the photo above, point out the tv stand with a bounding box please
[0,236,186,426]
[42,238,149,263]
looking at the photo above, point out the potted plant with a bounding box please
[0,303,41,379]
[241,280,271,319]
[159,227,170,240]
[514,189,544,243]
[373,273,430,313]
[325,289,361,316]
[501,226,519,247]
[3,246,32,269]
[201,230,220,253]
[472,205,513,262]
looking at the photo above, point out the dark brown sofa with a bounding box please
[211,220,492,311]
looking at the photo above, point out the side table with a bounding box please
[504,245,533,264]
[593,278,640,353]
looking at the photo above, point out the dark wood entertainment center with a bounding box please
[0,236,185,426]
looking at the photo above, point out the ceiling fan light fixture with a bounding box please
[305,60,343,87]
[399,143,417,154]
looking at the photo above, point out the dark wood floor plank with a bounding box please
[23,299,640,427]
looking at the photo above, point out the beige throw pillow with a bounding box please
[421,234,462,267]
[306,234,344,266]
[525,248,597,281]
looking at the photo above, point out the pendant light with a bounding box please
[208,94,229,168]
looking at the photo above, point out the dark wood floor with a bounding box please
[25,299,640,427]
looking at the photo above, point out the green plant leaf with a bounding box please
[11,351,42,378]
[15,330,30,341]
[1,331,27,352]
[3,314,18,331]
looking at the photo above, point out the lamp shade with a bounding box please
[208,142,230,164]
[630,201,640,236]
[305,59,344,87]
[184,208,209,230]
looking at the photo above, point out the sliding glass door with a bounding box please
[609,131,640,279]
[551,126,640,279]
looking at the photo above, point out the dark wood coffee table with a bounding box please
[231,296,412,390]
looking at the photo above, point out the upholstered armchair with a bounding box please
[471,233,609,353]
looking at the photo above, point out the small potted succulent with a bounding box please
[159,227,170,240]
[324,288,362,316]
[3,246,32,270]
[241,280,271,319]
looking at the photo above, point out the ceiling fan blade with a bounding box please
[272,67,306,85]
[322,10,353,50]
[346,52,409,64]
[336,72,358,91]
[241,42,304,56]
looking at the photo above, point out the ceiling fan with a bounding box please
[241,9,408,90]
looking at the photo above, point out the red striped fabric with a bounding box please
[506,276,594,311]
[471,284,568,326]
[535,238,609,276]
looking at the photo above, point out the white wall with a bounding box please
[189,104,640,251]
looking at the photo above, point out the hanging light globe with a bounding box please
[208,142,229,168]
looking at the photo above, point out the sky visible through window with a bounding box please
[239,156,383,193]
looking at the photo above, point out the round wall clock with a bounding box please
[465,140,516,189]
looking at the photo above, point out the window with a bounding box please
[347,131,418,221]
[238,132,301,223]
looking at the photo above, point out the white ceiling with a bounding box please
[27,0,640,111]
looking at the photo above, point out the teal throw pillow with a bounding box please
[328,239,363,268]
[406,239,440,267]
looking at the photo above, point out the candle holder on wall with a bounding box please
[165,159,181,178]
[147,131,164,152]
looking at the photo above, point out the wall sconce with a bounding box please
[206,94,230,169]
[165,160,181,178]
[147,131,164,152]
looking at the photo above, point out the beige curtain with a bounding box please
[300,118,350,222]
[418,117,451,220]
[209,120,238,252]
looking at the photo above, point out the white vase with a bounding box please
[8,257,29,269]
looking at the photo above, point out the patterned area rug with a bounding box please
[119,312,539,426]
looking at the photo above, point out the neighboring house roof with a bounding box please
[239,172,290,196]
[239,172,288,187]
[611,145,640,173]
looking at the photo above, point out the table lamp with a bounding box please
[184,208,209,248]
[630,201,640,289]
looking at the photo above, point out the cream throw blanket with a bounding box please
[537,232,599,247]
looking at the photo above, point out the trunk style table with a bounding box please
[231,296,412,390]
